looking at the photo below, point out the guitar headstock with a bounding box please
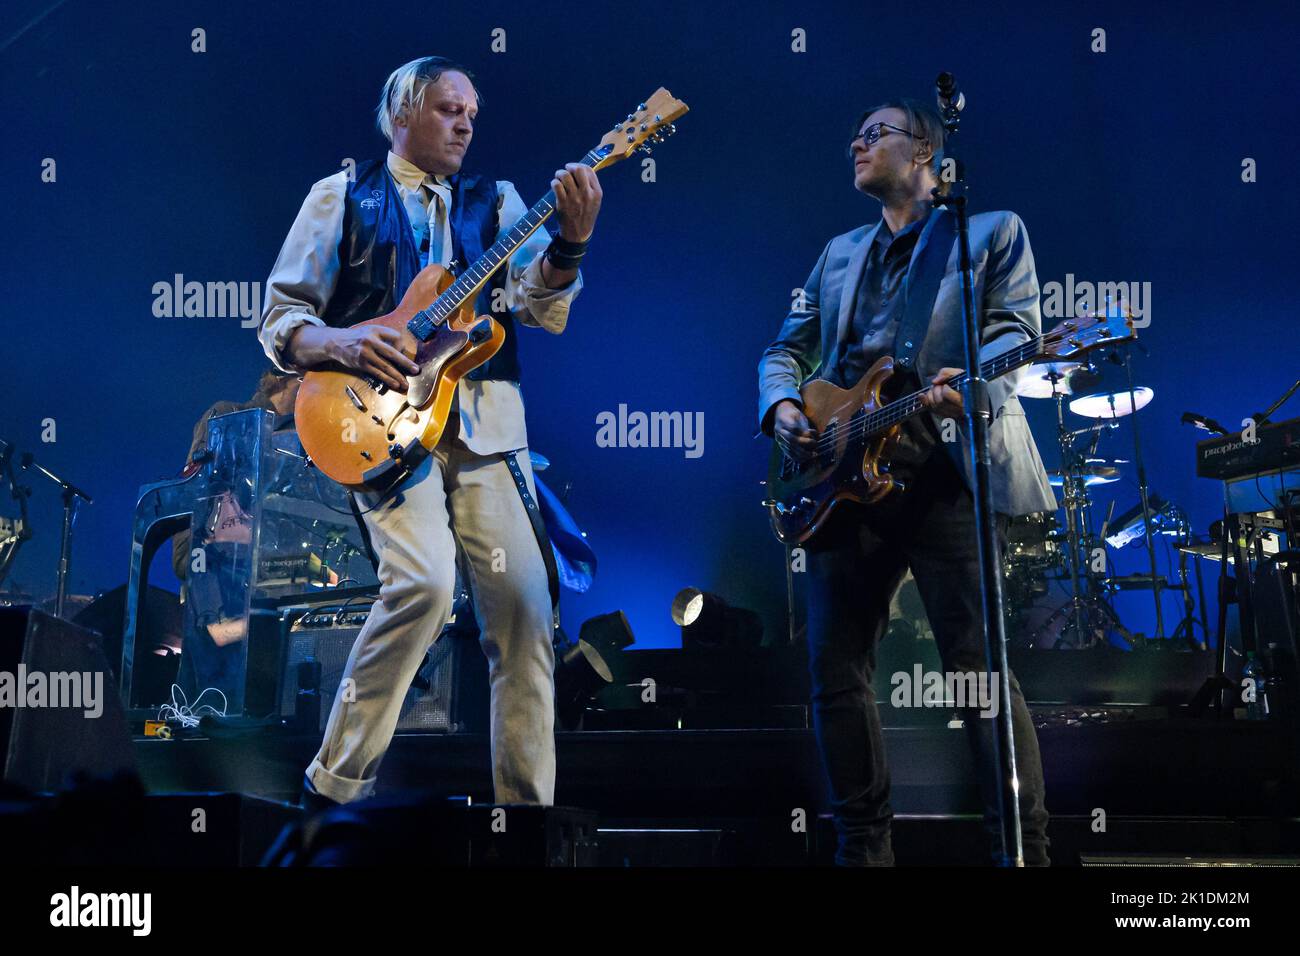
[589,88,689,171]
[1038,310,1137,363]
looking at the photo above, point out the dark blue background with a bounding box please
[3,0,1297,647]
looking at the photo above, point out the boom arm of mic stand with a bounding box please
[1252,378,1300,427]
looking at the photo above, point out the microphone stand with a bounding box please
[0,439,33,591]
[931,75,1022,867]
[1251,378,1300,428]
[21,452,93,619]
[1114,339,1164,640]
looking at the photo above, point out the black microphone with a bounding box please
[1180,411,1230,436]
[935,72,965,113]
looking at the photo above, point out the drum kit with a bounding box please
[1007,345,1194,649]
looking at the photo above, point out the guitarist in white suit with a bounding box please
[259,57,601,811]
[757,98,1053,865]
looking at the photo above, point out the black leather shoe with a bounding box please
[835,827,895,866]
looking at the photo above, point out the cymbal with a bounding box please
[1068,387,1154,419]
[1048,463,1120,487]
[1017,363,1081,399]
[528,451,551,472]
[1048,474,1119,488]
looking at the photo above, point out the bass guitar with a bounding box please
[764,311,1136,544]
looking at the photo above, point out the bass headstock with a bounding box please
[1038,310,1137,362]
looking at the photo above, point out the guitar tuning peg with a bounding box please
[637,102,646,110]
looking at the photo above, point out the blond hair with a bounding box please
[375,56,481,142]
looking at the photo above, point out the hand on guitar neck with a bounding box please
[283,161,604,391]
[764,312,1136,545]
[289,87,689,492]
[919,367,964,419]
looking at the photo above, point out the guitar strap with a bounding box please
[502,450,562,611]
[347,491,381,573]
[892,206,957,372]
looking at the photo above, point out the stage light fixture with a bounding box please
[671,587,763,649]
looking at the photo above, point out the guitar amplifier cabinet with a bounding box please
[0,607,138,792]
[279,611,488,734]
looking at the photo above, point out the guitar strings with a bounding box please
[776,330,1072,463]
[407,150,602,341]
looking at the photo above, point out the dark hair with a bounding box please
[853,97,947,188]
[249,369,296,410]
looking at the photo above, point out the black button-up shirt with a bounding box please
[830,215,938,476]
[832,216,924,386]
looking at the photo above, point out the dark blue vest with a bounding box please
[321,158,520,382]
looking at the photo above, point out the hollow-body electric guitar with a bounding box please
[764,311,1136,545]
[295,88,689,493]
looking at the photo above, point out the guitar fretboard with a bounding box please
[407,149,604,341]
[855,334,1048,436]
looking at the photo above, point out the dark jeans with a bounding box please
[805,451,1050,866]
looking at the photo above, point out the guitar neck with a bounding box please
[863,334,1048,434]
[407,149,602,341]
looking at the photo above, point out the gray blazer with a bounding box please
[757,209,1057,517]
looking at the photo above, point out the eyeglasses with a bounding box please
[847,122,919,157]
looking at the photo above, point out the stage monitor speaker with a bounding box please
[279,617,488,734]
[0,606,138,792]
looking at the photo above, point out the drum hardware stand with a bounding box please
[1191,502,1254,717]
[1045,377,1126,649]
[1095,502,1143,649]
[1106,329,1166,639]
[932,72,1021,867]
[1167,510,1210,649]
[19,450,93,619]
[1053,377,1091,647]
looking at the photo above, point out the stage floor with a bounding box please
[130,706,1300,864]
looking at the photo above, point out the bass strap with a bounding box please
[892,205,958,372]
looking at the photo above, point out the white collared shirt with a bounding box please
[258,150,582,455]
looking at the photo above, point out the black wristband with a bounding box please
[551,235,589,256]
[545,235,588,271]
